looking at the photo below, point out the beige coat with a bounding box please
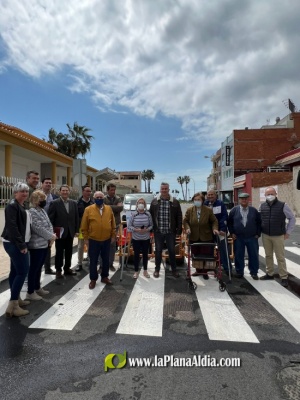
[183,205,218,242]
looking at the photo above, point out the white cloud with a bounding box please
[1,0,300,149]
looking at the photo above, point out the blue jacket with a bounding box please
[204,199,228,232]
[228,206,261,238]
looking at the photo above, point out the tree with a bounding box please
[177,176,185,200]
[46,122,94,158]
[184,175,190,201]
[144,169,155,192]
[141,170,147,192]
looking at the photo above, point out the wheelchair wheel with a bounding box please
[188,281,197,291]
[219,282,226,292]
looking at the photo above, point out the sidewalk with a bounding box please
[0,238,78,282]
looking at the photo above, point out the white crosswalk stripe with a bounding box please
[1,247,300,343]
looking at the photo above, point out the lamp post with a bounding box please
[189,177,195,197]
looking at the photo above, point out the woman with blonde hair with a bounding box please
[127,197,153,278]
[26,190,57,300]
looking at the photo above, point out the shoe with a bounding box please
[109,265,116,272]
[133,272,139,279]
[56,271,63,279]
[143,270,150,278]
[89,280,96,289]
[281,279,288,287]
[101,277,113,285]
[251,275,259,280]
[75,264,83,271]
[18,297,30,306]
[6,300,29,318]
[45,269,56,275]
[235,273,244,278]
[36,288,50,296]
[203,274,209,280]
[26,292,42,301]
[153,271,160,278]
[172,271,180,278]
[64,269,77,276]
[260,274,274,280]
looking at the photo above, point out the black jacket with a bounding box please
[150,194,182,235]
[1,200,28,250]
[48,198,79,238]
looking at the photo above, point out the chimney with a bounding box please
[276,117,280,124]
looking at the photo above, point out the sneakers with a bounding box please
[26,292,42,301]
[260,274,274,280]
[281,279,288,287]
[36,288,50,296]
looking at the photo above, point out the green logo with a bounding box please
[104,351,127,372]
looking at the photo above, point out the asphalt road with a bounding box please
[0,219,300,400]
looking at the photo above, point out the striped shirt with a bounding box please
[127,211,153,240]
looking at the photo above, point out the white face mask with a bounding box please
[194,200,202,207]
[266,195,276,202]
[137,203,145,210]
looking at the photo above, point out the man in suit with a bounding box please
[48,185,79,278]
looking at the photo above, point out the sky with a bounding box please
[1,0,300,196]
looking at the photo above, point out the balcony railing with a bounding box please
[0,176,79,207]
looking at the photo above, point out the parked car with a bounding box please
[123,193,155,212]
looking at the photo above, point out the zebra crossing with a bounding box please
[1,246,300,343]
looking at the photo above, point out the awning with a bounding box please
[233,180,246,188]
[275,152,300,166]
[94,167,118,182]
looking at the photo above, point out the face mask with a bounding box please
[194,201,202,207]
[39,200,46,208]
[137,203,145,210]
[266,195,276,202]
[95,198,104,206]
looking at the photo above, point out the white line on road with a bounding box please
[116,260,165,337]
[244,269,300,334]
[193,276,259,343]
[29,268,117,330]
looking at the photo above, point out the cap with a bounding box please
[238,193,250,198]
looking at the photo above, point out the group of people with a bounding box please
[1,172,295,319]
[1,168,123,318]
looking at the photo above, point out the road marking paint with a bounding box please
[259,247,300,279]
[0,273,56,316]
[194,276,259,343]
[116,260,165,337]
[29,269,117,330]
[244,269,300,334]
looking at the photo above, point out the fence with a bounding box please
[0,176,80,207]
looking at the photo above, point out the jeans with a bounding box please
[132,239,150,271]
[89,238,111,281]
[154,232,176,271]
[28,248,48,294]
[4,242,30,300]
[234,236,259,275]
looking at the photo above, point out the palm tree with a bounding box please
[47,123,94,159]
[177,176,185,200]
[144,169,155,192]
[66,122,94,158]
[184,175,190,201]
[141,170,147,192]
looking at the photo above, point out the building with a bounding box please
[208,112,300,207]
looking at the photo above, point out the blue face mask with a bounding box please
[95,198,104,206]
[194,201,202,207]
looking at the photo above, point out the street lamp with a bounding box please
[189,177,195,197]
